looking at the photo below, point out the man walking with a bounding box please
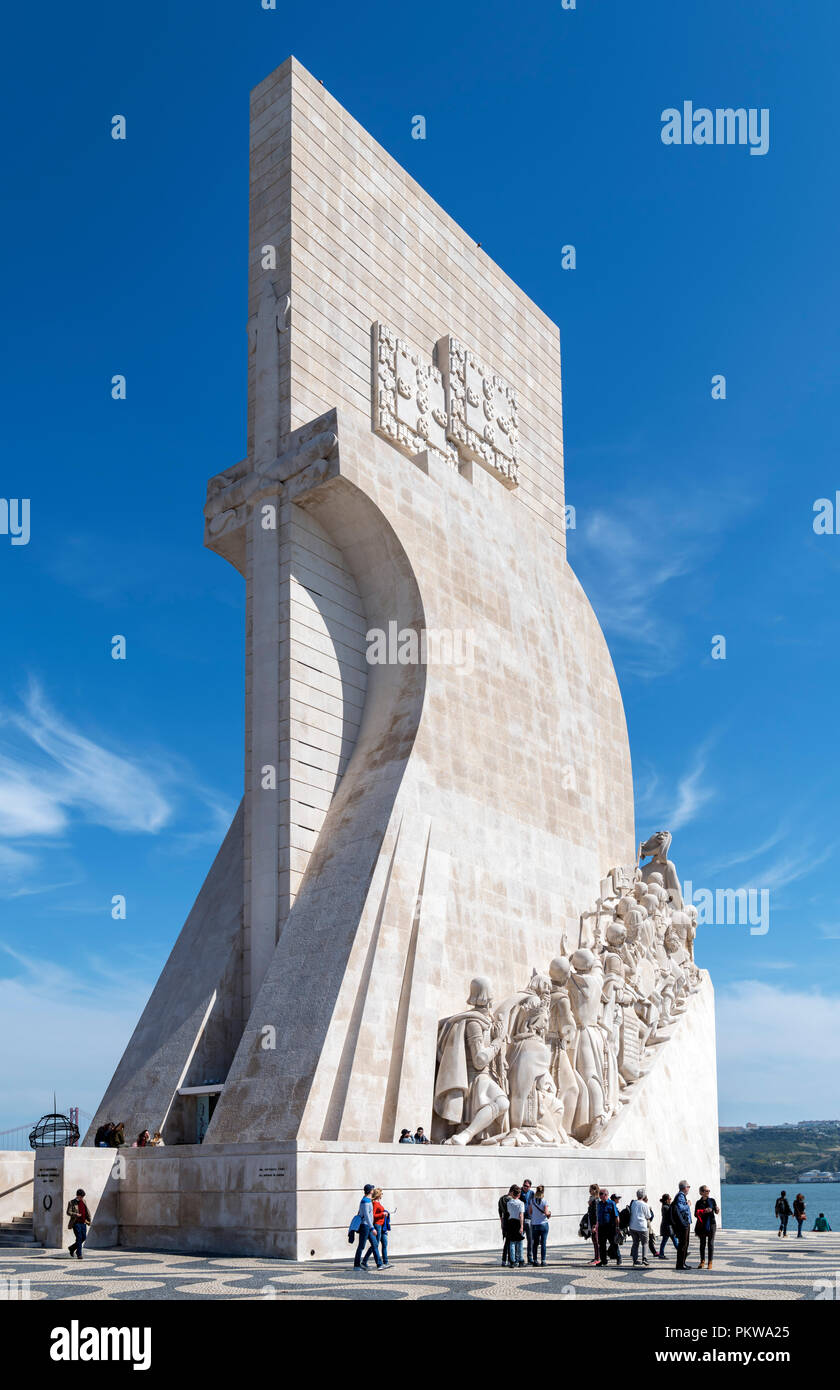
[629,1189,654,1266]
[67,1189,91,1260]
[520,1179,535,1265]
[671,1180,693,1270]
[775,1190,793,1237]
[498,1185,518,1266]
[353,1184,383,1271]
[595,1188,622,1266]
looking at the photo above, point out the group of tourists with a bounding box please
[500,1177,719,1270]
[398,1128,430,1144]
[93,1121,164,1148]
[774,1189,832,1236]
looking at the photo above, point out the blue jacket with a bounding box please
[673,1191,692,1228]
[596,1199,620,1227]
[357,1195,374,1226]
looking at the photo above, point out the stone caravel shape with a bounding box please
[84,58,715,1234]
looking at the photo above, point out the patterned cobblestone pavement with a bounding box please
[1,1229,838,1301]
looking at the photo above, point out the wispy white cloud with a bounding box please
[667,748,716,831]
[636,738,716,834]
[572,509,697,677]
[758,846,836,892]
[0,945,155,1132]
[711,820,790,871]
[711,840,835,894]
[0,682,171,836]
[568,486,754,679]
[0,682,236,898]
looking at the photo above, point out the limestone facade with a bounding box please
[80,57,718,1259]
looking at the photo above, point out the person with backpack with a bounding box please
[629,1189,654,1266]
[775,1190,793,1237]
[658,1193,679,1258]
[351,1184,383,1271]
[595,1188,622,1266]
[530,1185,551,1266]
[363,1187,391,1268]
[671,1180,693,1270]
[505,1185,526,1268]
[499,1185,518,1266]
[646,1205,658,1259]
[693,1186,719,1269]
[67,1189,91,1260]
[793,1193,806,1238]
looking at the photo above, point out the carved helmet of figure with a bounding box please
[467,976,493,1009]
[571,948,596,972]
[605,922,627,949]
[549,955,571,984]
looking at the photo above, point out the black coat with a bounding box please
[694,1197,718,1234]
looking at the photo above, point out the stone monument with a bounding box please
[46,57,719,1259]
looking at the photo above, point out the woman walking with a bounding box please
[366,1187,390,1267]
[658,1193,679,1259]
[530,1186,551,1266]
[694,1186,719,1269]
[793,1193,806,1238]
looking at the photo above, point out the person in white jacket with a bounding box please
[629,1189,654,1266]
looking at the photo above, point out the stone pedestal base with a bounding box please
[34,1142,646,1260]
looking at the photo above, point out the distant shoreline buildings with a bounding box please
[718,1121,840,1183]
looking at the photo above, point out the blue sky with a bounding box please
[1,0,838,1133]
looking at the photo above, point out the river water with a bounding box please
[721,1182,837,1231]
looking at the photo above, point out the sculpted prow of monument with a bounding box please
[72,57,719,1259]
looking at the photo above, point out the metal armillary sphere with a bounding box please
[28,1112,79,1149]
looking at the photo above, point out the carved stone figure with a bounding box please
[567,949,611,1142]
[499,971,553,1132]
[433,978,509,1145]
[546,956,582,1132]
[639,831,684,908]
[436,831,702,1148]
